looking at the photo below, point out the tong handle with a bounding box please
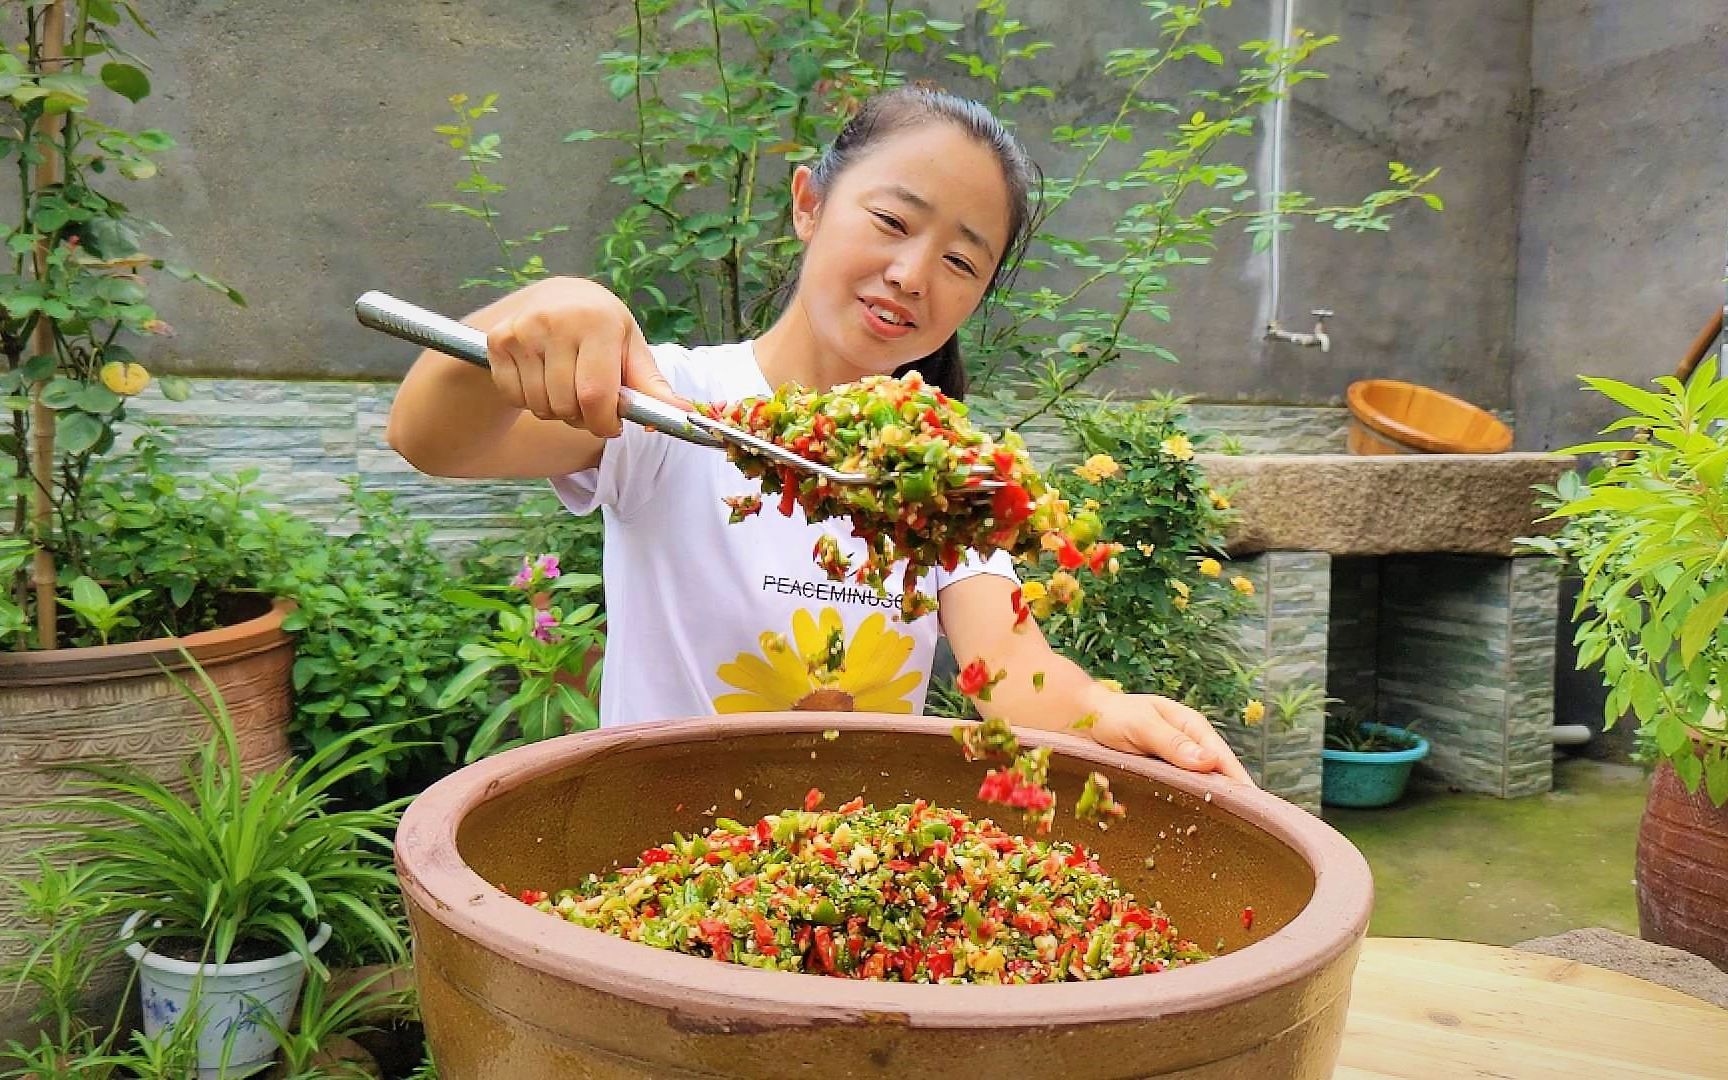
[354,291,722,448]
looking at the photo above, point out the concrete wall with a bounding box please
[1513,2,1728,450]
[108,0,1532,416]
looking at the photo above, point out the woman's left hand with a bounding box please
[1087,692,1256,786]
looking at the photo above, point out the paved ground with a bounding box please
[1325,755,1646,945]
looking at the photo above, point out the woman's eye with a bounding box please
[871,211,905,232]
[947,255,979,277]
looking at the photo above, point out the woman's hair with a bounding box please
[790,87,1040,400]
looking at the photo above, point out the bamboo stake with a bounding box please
[29,1,64,648]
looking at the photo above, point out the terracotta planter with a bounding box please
[1636,755,1728,970]
[397,713,1373,1079]
[0,595,296,1040]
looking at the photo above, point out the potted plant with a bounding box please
[1321,706,1429,808]
[26,660,406,1077]
[1525,355,1728,967]
[0,5,294,1037]
[1,0,249,653]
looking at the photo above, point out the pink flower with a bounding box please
[511,553,562,591]
[511,558,536,590]
[532,609,558,643]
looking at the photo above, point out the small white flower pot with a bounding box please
[121,911,332,1078]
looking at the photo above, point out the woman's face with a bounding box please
[789,122,1013,379]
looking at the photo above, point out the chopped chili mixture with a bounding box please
[522,794,1207,983]
[704,372,1120,620]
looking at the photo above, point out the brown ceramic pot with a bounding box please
[398,713,1373,1079]
[1636,754,1728,970]
[0,594,295,1040]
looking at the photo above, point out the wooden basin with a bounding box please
[396,713,1374,1078]
[1346,378,1513,454]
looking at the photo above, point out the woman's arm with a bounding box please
[938,572,1253,784]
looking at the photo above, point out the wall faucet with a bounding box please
[1266,308,1332,352]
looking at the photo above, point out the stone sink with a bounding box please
[1196,452,1577,557]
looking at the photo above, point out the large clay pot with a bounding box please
[397,713,1373,1079]
[1636,754,1728,970]
[0,594,295,1040]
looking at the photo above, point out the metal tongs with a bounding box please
[355,292,1002,493]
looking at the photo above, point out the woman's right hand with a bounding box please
[483,276,688,438]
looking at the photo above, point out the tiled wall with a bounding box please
[128,379,542,543]
[124,379,1359,539]
[1377,555,1559,797]
[1221,553,1332,812]
[1327,557,1381,723]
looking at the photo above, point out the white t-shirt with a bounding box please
[552,340,1018,728]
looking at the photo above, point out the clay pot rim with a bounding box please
[397,712,1373,1029]
[1346,378,1513,454]
[0,594,294,686]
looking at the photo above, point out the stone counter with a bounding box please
[1199,453,1577,557]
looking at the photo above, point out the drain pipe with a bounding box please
[1552,724,1592,747]
[1259,0,1297,332]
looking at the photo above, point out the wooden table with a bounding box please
[1339,937,1728,1079]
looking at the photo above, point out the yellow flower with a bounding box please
[1136,541,1156,557]
[99,361,150,396]
[714,608,920,714]
[1243,699,1266,726]
[1230,575,1255,596]
[1171,579,1190,599]
[1073,454,1122,483]
[1020,579,1052,619]
[1173,594,1189,611]
[1197,557,1222,578]
[1097,678,1125,694]
[1209,491,1231,510]
[1160,434,1194,462]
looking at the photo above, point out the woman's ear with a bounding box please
[790,165,821,242]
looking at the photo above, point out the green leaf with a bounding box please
[1674,749,1703,793]
[71,575,108,611]
[100,62,150,103]
[435,656,502,708]
[55,411,104,456]
[1706,753,1728,808]
[1629,671,1663,725]
[159,375,192,402]
[1656,713,1690,758]
[1576,376,1669,426]
[1678,587,1728,666]
[76,384,123,413]
[39,378,82,410]
[465,697,519,762]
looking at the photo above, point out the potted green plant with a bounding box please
[26,661,406,1077]
[0,6,294,1038]
[1321,706,1429,808]
[1,0,249,652]
[1524,355,1728,967]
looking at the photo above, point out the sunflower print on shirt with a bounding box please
[713,607,920,714]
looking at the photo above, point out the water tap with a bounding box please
[1266,308,1332,352]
